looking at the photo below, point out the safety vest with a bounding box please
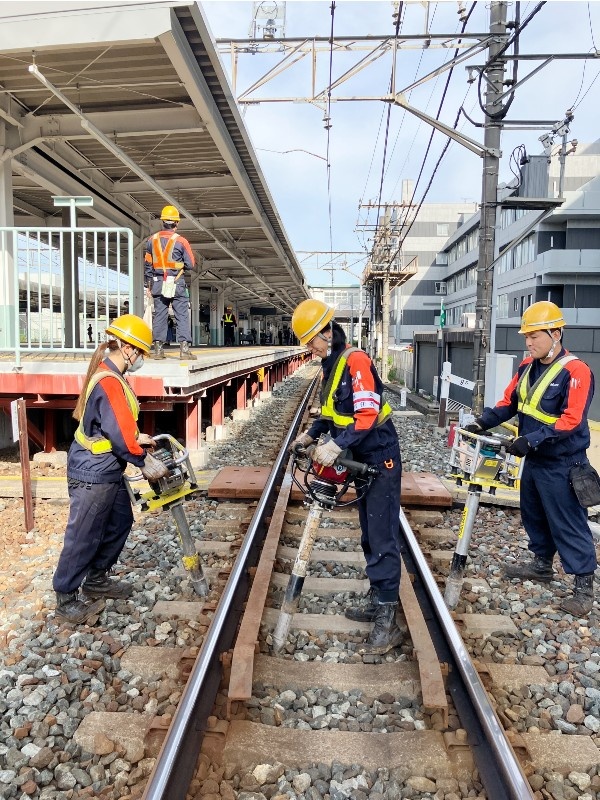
[151,232,184,274]
[320,347,392,429]
[74,370,140,455]
[223,314,234,323]
[516,354,577,425]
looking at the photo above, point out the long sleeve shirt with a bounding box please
[478,347,594,460]
[68,360,146,483]
[307,344,399,462]
[144,230,195,287]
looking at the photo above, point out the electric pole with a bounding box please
[471,1,507,415]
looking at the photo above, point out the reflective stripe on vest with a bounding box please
[151,232,184,273]
[224,314,234,323]
[516,354,577,425]
[74,370,140,455]
[320,347,392,429]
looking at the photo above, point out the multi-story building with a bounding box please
[437,139,600,416]
[310,285,363,345]
[389,181,478,341]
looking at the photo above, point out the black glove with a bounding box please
[463,420,484,434]
[506,436,532,457]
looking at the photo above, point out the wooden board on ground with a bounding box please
[207,467,272,499]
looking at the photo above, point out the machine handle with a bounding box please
[292,444,377,476]
[335,456,379,476]
[146,433,189,466]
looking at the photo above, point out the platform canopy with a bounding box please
[0,0,309,315]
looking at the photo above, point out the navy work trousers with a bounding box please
[151,278,191,343]
[53,478,134,594]
[520,456,597,575]
[357,449,402,602]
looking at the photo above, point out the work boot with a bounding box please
[82,569,133,599]
[179,341,197,361]
[345,586,379,622]
[560,574,594,616]
[55,592,105,624]
[152,340,166,360]
[504,555,555,582]
[358,602,404,656]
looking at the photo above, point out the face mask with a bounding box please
[123,348,144,373]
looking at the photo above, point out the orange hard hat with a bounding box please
[519,301,565,334]
[291,299,334,346]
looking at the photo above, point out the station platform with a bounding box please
[0,345,309,454]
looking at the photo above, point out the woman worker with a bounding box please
[291,299,403,655]
[52,314,168,624]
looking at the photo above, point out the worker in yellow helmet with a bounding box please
[291,298,403,654]
[52,315,169,624]
[144,205,197,361]
[465,301,597,615]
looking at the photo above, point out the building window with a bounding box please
[527,294,532,307]
[513,297,519,312]
[437,223,449,237]
[436,252,448,265]
[514,234,536,269]
[497,294,508,319]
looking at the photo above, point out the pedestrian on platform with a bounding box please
[52,314,169,624]
[465,301,597,615]
[87,324,93,343]
[221,306,237,346]
[144,205,196,361]
[290,299,403,654]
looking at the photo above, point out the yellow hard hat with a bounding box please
[519,301,565,334]
[160,205,180,222]
[291,299,334,346]
[106,314,152,354]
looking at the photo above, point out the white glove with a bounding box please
[313,439,342,467]
[141,453,169,481]
[290,432,314,453]
[137,433,156,448]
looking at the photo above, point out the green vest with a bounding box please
[74,370,140,455]
[320,347,392,429]
[516,354,577,425]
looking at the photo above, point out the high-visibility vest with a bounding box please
[516,354,577,425]
[320,347,392,429]
[151,232,184,274]
[223,314,234,323]
[74,370,140,455]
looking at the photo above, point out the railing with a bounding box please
[0,226,134,365]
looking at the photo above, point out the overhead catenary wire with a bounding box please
[374,2,404,230]
[389,2,478,261]
[325,1,336,285]
[476,1,546,121]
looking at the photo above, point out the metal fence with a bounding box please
[0,226,133,364]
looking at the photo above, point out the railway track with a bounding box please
[3,371,598,800]
[139,380,534,800]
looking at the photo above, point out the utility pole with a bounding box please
[471,1,507,415]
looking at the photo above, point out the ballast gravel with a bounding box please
[0,366,599,800]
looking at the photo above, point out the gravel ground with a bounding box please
[1,366,600,800]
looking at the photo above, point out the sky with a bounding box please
[202,1,600,287]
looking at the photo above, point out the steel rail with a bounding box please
[398,507,534,800]
[142,374,318,800]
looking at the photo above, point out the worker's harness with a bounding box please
[75,371,139,455]
[320,346,392,429]
[516,354,577,425]
[151,232,184,298]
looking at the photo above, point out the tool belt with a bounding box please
[570,462,600,508]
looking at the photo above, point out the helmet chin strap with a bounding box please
[544,330,560,360]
